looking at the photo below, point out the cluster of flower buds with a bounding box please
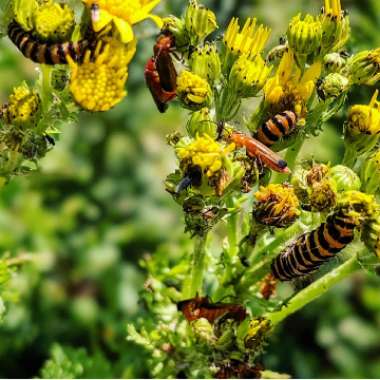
[291,163,361,212]
[0,83,51,183]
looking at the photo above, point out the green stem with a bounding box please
[271,137,304,184]
[40,64,52,115]
[265,255,361,326]
[183,234,208,298]
[342,145,357,169]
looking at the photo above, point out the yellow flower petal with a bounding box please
[113,17,134,43]
[92,9,113,32]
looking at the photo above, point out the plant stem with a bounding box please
[342,145,357,169]
[265,255,361,326]
[40,64,52,114]
[183,234,208,298]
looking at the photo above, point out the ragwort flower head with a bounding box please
[346,48,380,86]
[83,0,162,43]
[320,0,350,53]
[254,184,300,228]
[184,0,218,44]
[229,55,272,98]
[68,38,136,112]
[1,83,40,127]
[176,70,212,110]
[175,134,235,178]
[33,0,75,42]
[223,17,270,73]
[345,91,380,154]
[264,50,321,115]
[287,14,322,57]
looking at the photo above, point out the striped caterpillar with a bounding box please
[7,20,101,65]
[255,111,298,147]
[271,210,358,281]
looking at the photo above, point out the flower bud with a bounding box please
[176,71,212,111]
[362,212,380,259]
[243,318,271,351]
[317,73,349,101]
[323,52,347,73]
[344,90,380,155]
[360,150,380,194]
[1,83,40,127]
[162,16,189,53]
[254,184,300,228]
[287,14,322,57]
[309,179,337,212]
[223,17,270,71]
[330,165,361,192]
[33,0,75,42]
[190,43,221,85]
[320,0,350,53]
[184,0,217,45]
[229,55,272,98]
[186,108,217,139]
[183,196,228,236]
[305,164,329,185]
[346,48,380,86]
[191,318,216,345]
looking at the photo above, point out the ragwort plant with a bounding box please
[0,0,380,378]
[128,0,380,378]
[0,0,161,323]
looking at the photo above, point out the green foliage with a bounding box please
[0,0,378,379]
[40,344,112,379]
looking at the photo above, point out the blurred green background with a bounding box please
[0,0,379,378]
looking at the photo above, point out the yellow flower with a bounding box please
[347,90,380,136]
[83,0,162,43]
[1,83,40,127]
[287,14,322,56]
[323,0,342,17]
[33,0,75,42]
[254,184,300,227]
[185,0,218,43]
[229,55,272,98]
[176,70,212,110]
[68,38,136,112]
[175,134,235,177]
[264,50,321,113]
[224,17,271,60]
[346,48,380,86]
[321,0,350,52]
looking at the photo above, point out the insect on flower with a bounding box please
[229,131,290,173]
[271,210,358,281]
[153,32,178,92]
[255,111,298,147]
[144,57,177,113]
[7,20,92,64]
[177,296,247,323]
[145,31,178,112]
[90,2,100,23]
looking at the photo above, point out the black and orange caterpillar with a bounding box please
[271,210,358,281]
[255,110,298,147]
[7,20,100,64]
